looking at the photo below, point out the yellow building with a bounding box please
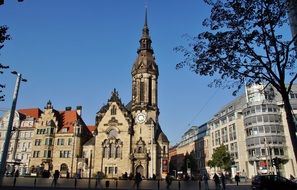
[29,101,92,177]
[92,11,169,179]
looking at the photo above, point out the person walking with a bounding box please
[220,173,226,190]
[51,170,60,187]
[166,173,172,189]
[203,173,209,190]
[134,172,142,190]
[213,173,220,190]
[95,171,101,188]
[197,174,202,190]
[235,173,240,186]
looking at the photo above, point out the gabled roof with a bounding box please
[57,110,79,133]
[87,125,96,133]
[84,136,95,146]
[96,89,132,125]
[18,108,42,119]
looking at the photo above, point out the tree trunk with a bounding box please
[281,91,297,162]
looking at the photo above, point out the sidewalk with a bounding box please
[1,177,252,190]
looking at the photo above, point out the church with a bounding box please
[90,11,169,179]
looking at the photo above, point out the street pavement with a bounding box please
[1,177,252,190]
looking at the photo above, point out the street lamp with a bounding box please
[0,71,26,185]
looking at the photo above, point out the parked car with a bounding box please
[252,175,297,190]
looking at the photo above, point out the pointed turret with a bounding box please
[137,8,154,54]
[131,9,159,112]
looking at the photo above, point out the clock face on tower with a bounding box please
[135,112,147,124]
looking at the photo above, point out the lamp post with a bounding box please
[0,71,26,186]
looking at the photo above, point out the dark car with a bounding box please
[252,175,297,190]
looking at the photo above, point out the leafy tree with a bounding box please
[175,0,297,161]
[181,152,198,175]
[207,144,233,171]
[0,25,10,101]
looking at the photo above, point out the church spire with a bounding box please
[138,8,153,54]
[143,7,149,36]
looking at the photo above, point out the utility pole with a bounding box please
[0,71,26,186]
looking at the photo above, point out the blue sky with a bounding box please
[0,0,240,145]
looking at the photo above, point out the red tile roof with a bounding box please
[87,125,96,133]
[58,110,79,133]
[18,108,42,119]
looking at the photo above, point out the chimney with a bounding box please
[76,106,82,116]
[65,106,72,111]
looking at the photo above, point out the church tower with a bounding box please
[93,9,169,179]
[130,9,168,179]
[131,9,159,117]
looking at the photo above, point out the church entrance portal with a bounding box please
[136,165,144,177]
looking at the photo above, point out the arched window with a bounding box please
[140,82,145,102]
[108,129,118,138]
[116,146,121,158]
[138,147,142,153]
[104,146,109,158]
[60,163,68,172]
[110,144,115,158]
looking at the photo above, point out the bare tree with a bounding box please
[175,0,297,160]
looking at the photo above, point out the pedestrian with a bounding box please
[134,172,142,190]
[95,171,101,187]
[235,173,240,186]
[14,169,19,177]
[213,173,220,190]
[197,174,202,190]
[220,173,226,190]
[166,173,172,189]
[66,171,70,178]
[51,170,60,187]
[203,173,209,190]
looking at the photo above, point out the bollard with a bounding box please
[116,179,118,189]
[74,178,77,189]
[178,180,181,190]
[34,178,37,188]
[157,180,160,190]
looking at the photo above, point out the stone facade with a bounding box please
[0,108,41,175]
[92,11,169,179]
[29,102,92,177]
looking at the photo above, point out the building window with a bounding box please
[35,139,41,146]
[222,127,228,143]
[68,138,72,145]
[140,82,145,102]
[62,128,68,133]
[57,138,64,145]
[103,146,109,158]
[110,144,115,158]
[148,78,152,105]
[108,167,113,174]
[229,124,237,141]
[60,151,71,158]
[33,151,40,158]
[115,147,121,158]
[44,150,52,158]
